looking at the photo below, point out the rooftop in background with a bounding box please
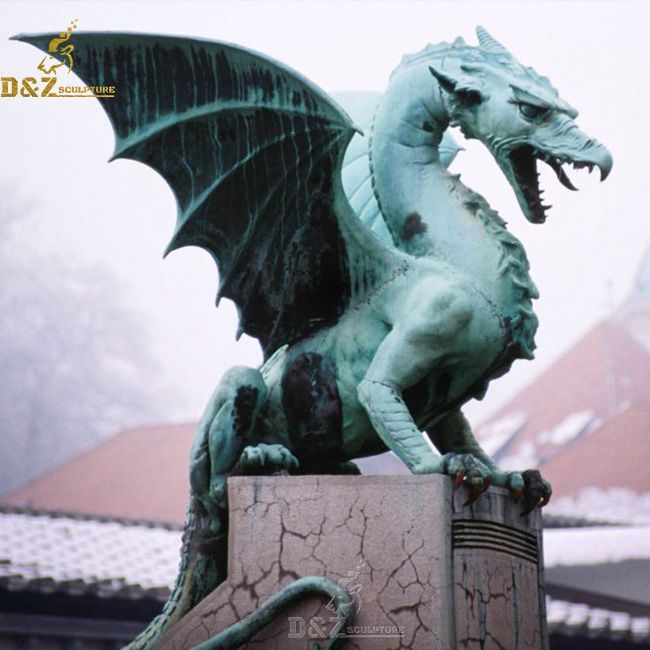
[1,507,648,645]
[0,422,410,525]
[3,247,649,527]
[0,507,180,602]
[2,422,195,525]
[478,319,650,475]
[475,245,650,520]
[3,312,649,526]
[547,598,650,645]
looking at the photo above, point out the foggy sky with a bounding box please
[0,1,647,427]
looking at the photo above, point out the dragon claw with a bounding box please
[235,443,299,476]
[518,469,552,516]
[442,453,492,502]
[464,482,484,505]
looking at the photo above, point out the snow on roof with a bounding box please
[547,487,650,526]
[477,320,650,500]
[540,403,650,500]
[544,525,650,568]
[4,511,647,582]
[1,508,649,642]
[500,440,540,472]
[478,412,527,457]
[537,410,597,446]
[498,410,598,471]
[547,599,650,643]
[0,508,181,599]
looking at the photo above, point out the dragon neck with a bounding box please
[370,61,483,257]
[370,59,539,360]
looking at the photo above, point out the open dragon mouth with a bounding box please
[507,145,603,224]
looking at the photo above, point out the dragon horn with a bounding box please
[476,26,511,56]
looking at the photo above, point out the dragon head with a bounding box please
[429,27,612,224]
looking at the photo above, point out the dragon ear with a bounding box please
[429,66,484,106]
[429,65,458,93]
[476,26,512,57]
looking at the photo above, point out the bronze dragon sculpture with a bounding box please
[17,26,612,648]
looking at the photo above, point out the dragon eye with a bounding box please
[456,88,483,107]
[518,102,548,119]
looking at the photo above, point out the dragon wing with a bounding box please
[16,33,402,357]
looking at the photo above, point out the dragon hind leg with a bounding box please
[190,365,268,513]
[128,366,269,649]
[233,442,299,475]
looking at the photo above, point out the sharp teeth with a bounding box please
[554,162,579,191]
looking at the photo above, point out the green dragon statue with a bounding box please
[17,26,611,648]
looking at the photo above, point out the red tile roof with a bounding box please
[3,316,648,523]
[487,321,648,439]
[2,423,195,525]
[478,318,650,499]
[541,402,650,497]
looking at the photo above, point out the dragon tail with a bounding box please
[127,498,229,649]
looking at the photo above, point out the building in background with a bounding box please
[1,504,649,647]
[477,247,650,525]
[2,250,649,647]
[3,422,195,525]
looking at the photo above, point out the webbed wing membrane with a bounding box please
[16,33,399,356]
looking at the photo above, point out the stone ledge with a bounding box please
[160,475,546,649]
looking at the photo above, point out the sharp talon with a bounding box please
[541,493,551,507]
[454,472,466,488]
[520,499,538,517]
[464,483,484,505]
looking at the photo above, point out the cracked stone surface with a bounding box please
[158,476,546,649]
[452,484,546,650]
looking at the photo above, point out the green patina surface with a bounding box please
[17,27,611,648]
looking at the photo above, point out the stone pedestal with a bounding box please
[159,475,547,649]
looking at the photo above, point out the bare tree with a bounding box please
[0,188,168,493]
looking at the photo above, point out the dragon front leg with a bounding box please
[357,282,491,494]
[427,410,552,512]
